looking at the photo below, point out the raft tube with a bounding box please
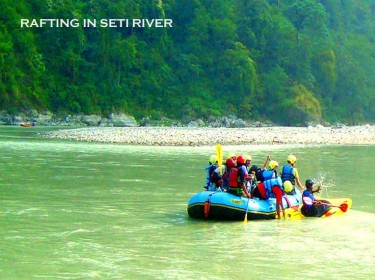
[187,189,302,221]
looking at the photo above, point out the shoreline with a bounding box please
[42,125,375,146]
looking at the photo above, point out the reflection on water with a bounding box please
[0,127,374,279]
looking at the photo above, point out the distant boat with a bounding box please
[19,122,35,127]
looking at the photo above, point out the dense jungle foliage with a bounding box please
[1,0,374,125]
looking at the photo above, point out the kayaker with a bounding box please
[227,155,252,198]
[280,154,304,192]
[301,179,322,217]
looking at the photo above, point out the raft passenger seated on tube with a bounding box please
[227,155,252,198]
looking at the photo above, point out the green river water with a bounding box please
[0,127,374,279]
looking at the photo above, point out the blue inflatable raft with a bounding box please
[187,189,302,220]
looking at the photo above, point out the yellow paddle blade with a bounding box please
[243,198,250,223]
[216,144,223,175]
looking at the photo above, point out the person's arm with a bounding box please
[262,155,270,169]
[293,168,304,191]
[241,183,251,198]
[295,177,304,191]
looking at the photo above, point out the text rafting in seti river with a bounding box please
[20,18,173,28]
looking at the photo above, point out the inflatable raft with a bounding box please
[285,198,352,219]
[187,189,302,220]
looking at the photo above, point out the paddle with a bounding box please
[313,181,348,213]
[244,197,250,223]
[304,196,349,213]
[316,200,349,212]
[216,144,223,175]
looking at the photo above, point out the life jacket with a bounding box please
[222,169,230,188]
[259,169,276,182]
[228,167,240,188]
[205,164,216,188]
[301,191,319,216]
[263,177,283,199]
[281,165,295,185]
[302,190,314,210]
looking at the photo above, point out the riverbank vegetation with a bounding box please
[1,0,374,125]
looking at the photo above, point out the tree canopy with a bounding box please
[1,0,374,125]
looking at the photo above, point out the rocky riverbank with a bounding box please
[0,110,138,127]
[42,125,375,146]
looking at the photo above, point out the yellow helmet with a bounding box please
[209,154,218,164]
[287,154,297,164]
[283,180,293,193]
[226,153,236,160]
[244,154,252,162]
[268,160,279,169]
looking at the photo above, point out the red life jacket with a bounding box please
[229,167,239,188]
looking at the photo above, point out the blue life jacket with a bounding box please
[281,165,295,185]
[205,164,215,188]
[259,169,276,182]
[302,190,315,211]
[263,177,283,199]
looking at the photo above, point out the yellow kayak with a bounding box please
[283,198,352,220]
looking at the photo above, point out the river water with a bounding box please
[0,127,374,279]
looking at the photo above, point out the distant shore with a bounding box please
[42,125,375,146]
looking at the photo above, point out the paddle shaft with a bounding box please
[244,197,250,223]
[315,200,348,212]
[216,144,223,175]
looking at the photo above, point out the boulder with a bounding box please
[34,111,54,125]
[109,113,137,127]
[82,114,102,126]
[188,119,205,127]
[0,111,12,125]
[231,118,247,128]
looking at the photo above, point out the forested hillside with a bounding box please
[1,0,374,125]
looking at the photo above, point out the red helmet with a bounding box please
[237,155,245,164]
[226,158,236,167]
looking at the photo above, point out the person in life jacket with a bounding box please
[257,159,279,182]
[204,154,218,191]
[281,155,304,192]
[243,154,256,193]
[209,153,237,192]
[248,165,261,196]
[243,154,252,172]
[249,165,261,181]
[253,176,286,219]
[227,155,252,198]
[211,157,235,192]
[214,158,236,191]
[301,179,323,217]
